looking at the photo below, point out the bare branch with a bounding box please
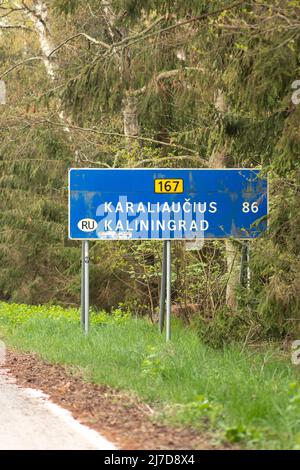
[0,8,24,19]
[0,56,43,79]
[46,3,246,60]
[21,0,44,23]
[126,67,204,96]
[109,15,166,49]
[48,32,110,58]
[41,119,202,156]
[0,22,32,30]
[115,1,247,51]
[79,154,112,167]
[133,155,208,168]
[156,67,204,82]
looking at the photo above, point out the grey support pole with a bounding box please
[240,241,251,289]
[240,242,247,285]
[166,240,171,342]
[84,240,89,335]
[246,241,251,289]
[159,241,167,333]
[81,242,85,330]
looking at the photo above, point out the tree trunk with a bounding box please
[122,94,139,139]
[209,136,241,312]
[225,240,241,311]
[24,0,77,157]
[100,4,139,144]
[27,1,57,80]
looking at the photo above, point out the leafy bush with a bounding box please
[0,301,130,329]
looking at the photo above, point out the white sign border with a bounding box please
[68,167,269,241]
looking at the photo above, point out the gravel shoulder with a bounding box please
[1,348,223,450]
[0,368,115,450]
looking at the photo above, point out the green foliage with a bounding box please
[225,424,262,445]
[1,304,300,449]
[0,301,130,330]
[109,0,211,19]
[141,345,170,377]
[288,382,300,410]
[0,125,74,305]
[196,305,251,348]
[162,394,223,430]
[1,0,300,341]
[53,0,80,14]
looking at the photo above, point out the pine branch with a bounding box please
[111,1,247,52]
[108,15,166,49]
[133,155,208,168]
[40,119,203,157]
[45,3,246,60]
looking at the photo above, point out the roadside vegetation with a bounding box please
[1,302,300,450]
[0,1,300,348]
[0,1,300,451]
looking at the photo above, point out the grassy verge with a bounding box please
[0,302,300,449]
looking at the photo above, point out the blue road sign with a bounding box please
[68,168,268,240]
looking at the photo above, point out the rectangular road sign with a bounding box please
[68,168,268,240]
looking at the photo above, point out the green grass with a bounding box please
[1,302,300,449]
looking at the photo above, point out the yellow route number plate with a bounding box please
[154,178,184,194]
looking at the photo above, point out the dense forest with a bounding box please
[0,0,299,346]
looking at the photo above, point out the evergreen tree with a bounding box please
[0,0,299,341]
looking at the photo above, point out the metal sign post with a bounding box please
[240,241,251,289]
[159,241,172,341]
[246,241,251,289]
[69,168,268,336]
[81,240,89,335]
[81,242,85,330]
[159,241,167,333]
[165,240,171,342]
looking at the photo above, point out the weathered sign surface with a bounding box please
[68,168,268,240]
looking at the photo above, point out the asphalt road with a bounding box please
[0,370,116,450]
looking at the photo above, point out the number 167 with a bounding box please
[154,179,183,193]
